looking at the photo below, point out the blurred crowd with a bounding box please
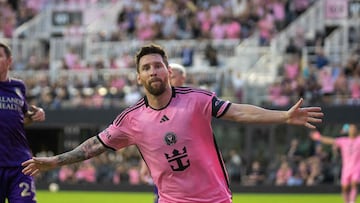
[4,0,338,109]
[0,0,39,38]
[240,136,340,187]
[266,32,360,107]
[95,0,309,43]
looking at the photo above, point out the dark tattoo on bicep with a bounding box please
[57,136,106,165]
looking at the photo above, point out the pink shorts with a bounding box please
[341,169,360,186]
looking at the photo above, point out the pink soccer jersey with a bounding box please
[98,87,232,203]
[335,136,360,185]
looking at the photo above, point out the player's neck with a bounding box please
[0,72,9,82]
[146,87,172,109]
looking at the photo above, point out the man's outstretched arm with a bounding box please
[309,131,335,145]
[22,136,107,176]
[222,98,323,129]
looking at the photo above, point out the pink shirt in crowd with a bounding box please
[270,1,286,21]
[75,161,96,183]
[99,87,232,203]
[225,21,241,39]
[350,78,360,99]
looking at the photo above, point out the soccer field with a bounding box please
[32,191,349,203]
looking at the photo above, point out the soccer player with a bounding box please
[310,124,360,203]
[22,43,323,203]
[0,42,46,203]
[169,63,187,87]
[139,62,187,203]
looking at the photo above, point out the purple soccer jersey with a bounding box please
[98,87,233,203]
[0,78,31,166]
[0,78,36,203]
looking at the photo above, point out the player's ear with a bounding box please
[7,56,13,70]
[136,73,142,85]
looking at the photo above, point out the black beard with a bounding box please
[145,81,166,96]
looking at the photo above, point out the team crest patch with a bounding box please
[15,88,24,99]
[164,132,177,145]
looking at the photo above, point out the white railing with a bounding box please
[13,1,123,39]
[13,9,51,39]
[1,38,46,69]
[324,27,348,63]
[47,38,241,72]
[233,31,284,104]
[271,0,325,53]
[83,39,240,62]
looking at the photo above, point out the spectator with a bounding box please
[113,164,129,185]
[286,138,304,166]
[306,157,323,186]
[287,160,309,186]
[275,161,292,186]
[333,70,350,105]
[226,149,243,183]
[318,67,335,104]
[257,9,275,46]
[75,160,96,184]
[243,160,266,186]
[224,17,241,39]
[285,38,301,57]
[180,44,194,67]
[204,43,219,67]
[128,165,140,185]
[268,79,290,106]
[270,0,286,30]
[314,47,329,70]
[58,165,76,183]
[210,17,226,39]
[349,74,360,104]
[93,153,114,183]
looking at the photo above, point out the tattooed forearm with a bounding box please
[56,136,106,166]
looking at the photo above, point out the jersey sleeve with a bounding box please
[98,114,135,151]
[17,79,28,114]
[334,137,345,148]
[211,95,231,118]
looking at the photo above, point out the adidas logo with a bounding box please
[160,115,170,123]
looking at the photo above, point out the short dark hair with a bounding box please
[135,43,168,73]
[0,42,12,58]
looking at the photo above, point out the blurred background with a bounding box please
[1,0,360,192]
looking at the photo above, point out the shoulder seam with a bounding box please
[174,87,213,96]
[114,99,145,126]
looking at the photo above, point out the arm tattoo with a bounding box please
[56,136,106,165]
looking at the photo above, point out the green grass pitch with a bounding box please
[32,190,349,203]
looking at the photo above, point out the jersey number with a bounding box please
[19,182,36,201]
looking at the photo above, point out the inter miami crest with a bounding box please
[163,132,190,171]
[164,132,177,145]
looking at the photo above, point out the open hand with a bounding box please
[29,105,45,122]
[286,98,323,129]
[22,157,57,176]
